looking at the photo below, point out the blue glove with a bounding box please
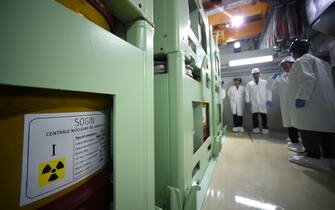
[245,102,251,109]
[266,101,273,108]
[272,72,282,79]
[295,99,306,108]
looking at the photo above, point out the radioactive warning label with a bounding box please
[20,111,109,206]
[38,157,65,187]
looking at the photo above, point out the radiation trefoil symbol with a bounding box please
[38,157,65,187]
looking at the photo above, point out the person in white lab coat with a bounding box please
[288,38,335,169]
[245,68,272,134]
[272,57,304,153]
[227,78,245,132]
[220,81,226,124]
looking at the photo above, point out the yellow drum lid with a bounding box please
[56,0,111,31]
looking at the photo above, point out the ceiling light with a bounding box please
[229,55,273,67]
[233,41,241,49]
[235,196,278,210]
[226,38,235,42]
[226,23,230,28]
[231,15,244,27]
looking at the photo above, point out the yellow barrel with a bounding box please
[56,0,112,32]
[0,85,112,209]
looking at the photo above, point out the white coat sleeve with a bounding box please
[295,60,316,100]
[271,77,279,91]
[221,89,226,100]
[227,86,232,99]
[323,61,334,84]
[245,84,250,103]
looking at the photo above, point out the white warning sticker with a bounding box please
[20,111,109,206]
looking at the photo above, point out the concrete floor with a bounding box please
[201,132,335,210]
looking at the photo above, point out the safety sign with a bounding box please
[38,157,65,187]
[20,111,109,206]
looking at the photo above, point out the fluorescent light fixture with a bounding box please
[226,38,235,42]
[235,196,277,210]
[229,55,273,67]
[233,41,241,49]
[231,15,244,27]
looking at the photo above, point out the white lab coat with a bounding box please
[288,53,335,133]
[245,78,272,114]
[227,85,245,116]
[221,88,226,100]
[272,73,292,127]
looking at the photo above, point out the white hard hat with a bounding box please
[251,68,261,74]
[280,56,295,65]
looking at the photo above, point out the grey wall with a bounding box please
[220,49,286,132]
[219,44,234,55]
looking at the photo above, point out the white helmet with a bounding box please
[280,56,295,65]
[251,68,261,74]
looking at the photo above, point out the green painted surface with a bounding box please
[192,102,204,152]
[208,26,224,158]
[154,51,212,210]
[153,0,221,209]
[154,74,171,207]
[0,1,155,210]
[101,0,153,24]
[153,0,189,56]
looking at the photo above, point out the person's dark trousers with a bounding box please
[233,114,238,127]
[288,127,299,143]
[252,113,268,129]
[233,115,244,127]
[237,116,243,127]
[300,130,335,159]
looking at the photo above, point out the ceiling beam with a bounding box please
[213,19,264,43]
[203,0,221,10]
[208,2,270,26]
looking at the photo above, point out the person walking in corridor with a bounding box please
[245,68,272,134]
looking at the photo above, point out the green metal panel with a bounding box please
[153,0,189,56]
[208,27,224,158]
[126,20,156,210]
[154,0,217,208]
[166,52,187,198]
[192,138,212,183]
[153,0,209,68]
[192,103,203,151]
[154,51,206,209]
[154,74,171,207]
[0,1,155,210]
[101,0,153,24]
